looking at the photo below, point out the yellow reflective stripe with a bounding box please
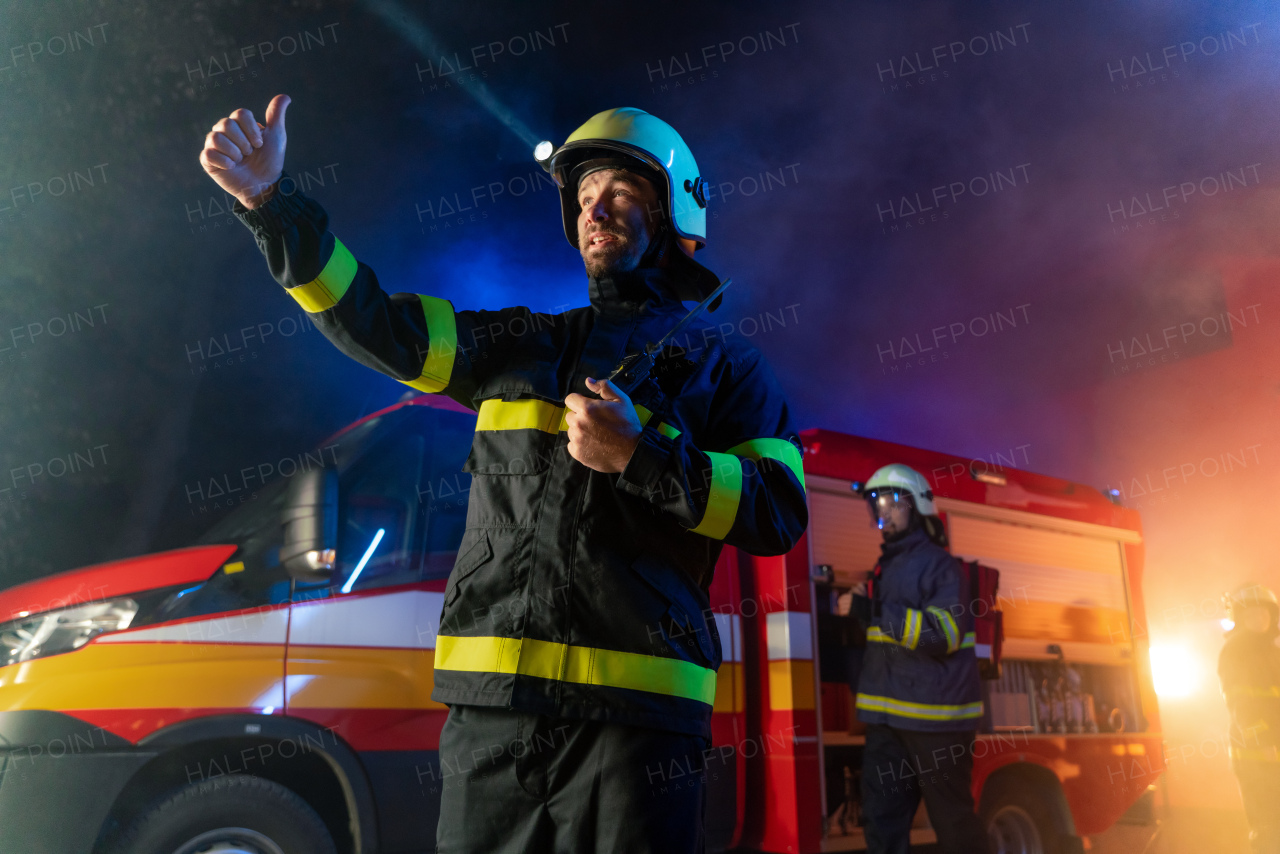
[866,627,892,644]
[927,606,960,653]
[690,452,743,540]
[434,635,716,705]
[1230,745,1280,762]
[634,404,681,439]
[434,633,523,674]
[869,626,976,652]
[472,400,677,438]
[868,622,914,647]
[856,692,983,721]
[401,295,458,393]
[1226,685,1280,699]
[287,237,357,313]
[904,609,924,650]
[476,399,566,434]
[727,437,805,491]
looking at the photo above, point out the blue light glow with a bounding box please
[363,0,541,147]
[341,528,386,594]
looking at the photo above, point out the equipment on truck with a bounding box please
[958,558,1004,680]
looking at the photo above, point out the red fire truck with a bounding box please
[0,395,1162,853]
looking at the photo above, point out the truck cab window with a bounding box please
[332,429,427,593]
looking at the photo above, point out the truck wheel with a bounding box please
[981,782,1071,854]
[106,775,336,854]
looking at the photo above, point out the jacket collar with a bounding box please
[879,525,931,562]
[587,265,684,317]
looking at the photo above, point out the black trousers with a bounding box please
[861,724,990,854]
[1235,760,1280,854]
[434,705,708,854]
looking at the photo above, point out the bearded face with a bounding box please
[575,169,660,277]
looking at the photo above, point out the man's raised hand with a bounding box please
[199,94,291,210]
[564,377,643,473]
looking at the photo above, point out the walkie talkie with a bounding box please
[604,278,732,396]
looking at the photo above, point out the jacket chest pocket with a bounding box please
[629,553,722,670]
[464,392,565,476]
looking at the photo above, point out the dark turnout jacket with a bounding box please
[1218,629,1280,761]
[233,181,808,737]
[856,527,983,732]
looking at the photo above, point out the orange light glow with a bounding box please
[1149,643,1201,699]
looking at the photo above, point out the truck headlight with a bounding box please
[0,599,138,666]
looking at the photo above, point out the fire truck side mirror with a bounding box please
[280,467,339,582]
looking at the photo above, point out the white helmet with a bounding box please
[860,463,938,516]
[541,107,720,302]
[1223,582,1279,634]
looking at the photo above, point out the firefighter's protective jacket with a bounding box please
[856,526,983,731]
[234,181,808,738]
[1218,629,1280,762]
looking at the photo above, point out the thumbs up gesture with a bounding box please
[564,377,643,473]
[198,94,291,209]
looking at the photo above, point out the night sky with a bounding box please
[2,0,1279,819]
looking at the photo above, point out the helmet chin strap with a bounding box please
[638,220,670,269]
[633,205,719,305]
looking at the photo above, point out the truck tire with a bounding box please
[105,774,337,854]
[980,779,1075,854]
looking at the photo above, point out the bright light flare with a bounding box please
[341,528,386,594]
[534,140,554,162]
[1221,618,1235,631]
[1149,643,1202,699]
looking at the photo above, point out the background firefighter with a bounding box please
[848,464,989,854]
[1219,582,1280,853]
[199,96,807,853]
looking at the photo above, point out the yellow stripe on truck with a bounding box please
[767,659,816,711]
[285,646,448,710]
[712,662,744,714]
[0,641,285,711]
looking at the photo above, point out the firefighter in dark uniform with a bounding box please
[199,97,808,853]
[1219,583,1280,854]
[848,465,988,854]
